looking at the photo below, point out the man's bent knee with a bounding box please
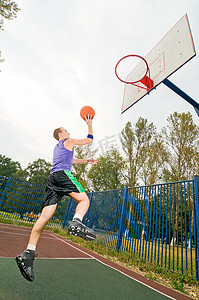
[70,192,89,203]
[40,204,57,220]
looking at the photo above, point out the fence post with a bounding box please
[62,197,72,229]
[0,175,13,207]
[116,186,128,252]
[194,175,199,280]
[84,191,94,226]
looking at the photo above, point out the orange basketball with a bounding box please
[80,106,95,120]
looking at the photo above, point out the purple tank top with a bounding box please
[50,139,74,174]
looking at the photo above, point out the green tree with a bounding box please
[121,117,156,187]
[0,0,20,31]
[140,134,169,185]
[0,0,20,69]
[13,168,28,181]
[0,51,4,67]
[72,144,98,191]
[162,112,199,181]
[0,154,21,177]
[88,148,125,191]
[26,158,52,185]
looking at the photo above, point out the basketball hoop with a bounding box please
[115,54,154,91]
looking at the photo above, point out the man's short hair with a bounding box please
[53,128,63,141]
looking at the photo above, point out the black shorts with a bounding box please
[42,170,85,208]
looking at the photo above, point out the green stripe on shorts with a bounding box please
[64,170,85,193]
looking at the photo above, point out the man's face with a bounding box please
[59,128,70,139]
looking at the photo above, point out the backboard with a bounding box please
[120,14,196,113]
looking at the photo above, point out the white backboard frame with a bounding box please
[121,14,196,113]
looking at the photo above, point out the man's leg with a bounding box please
[68,192,96,241]
[28,204,57,247]
[69,192,90,220]
[15,204,57,282]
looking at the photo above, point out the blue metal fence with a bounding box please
[64,177,199,280]
[0,175,68,228]
[0,174,198,280]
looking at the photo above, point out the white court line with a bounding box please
[0,225,32,233]
[0,223,31,228]
[0,256,93,260]
[0,224,31,231]
[36,257,94,260]
[0,224,53,237]
[0,230,56,240]
[50,233,176,300]
[0,224,178,299]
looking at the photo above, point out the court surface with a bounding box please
[0,223,192,300]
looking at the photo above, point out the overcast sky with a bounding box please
[0,0,199,169]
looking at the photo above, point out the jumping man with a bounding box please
[15,116,98,282]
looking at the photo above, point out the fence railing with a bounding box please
[0,175,68,228]
[0,174,198,280]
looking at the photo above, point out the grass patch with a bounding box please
[42,227,199,298]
